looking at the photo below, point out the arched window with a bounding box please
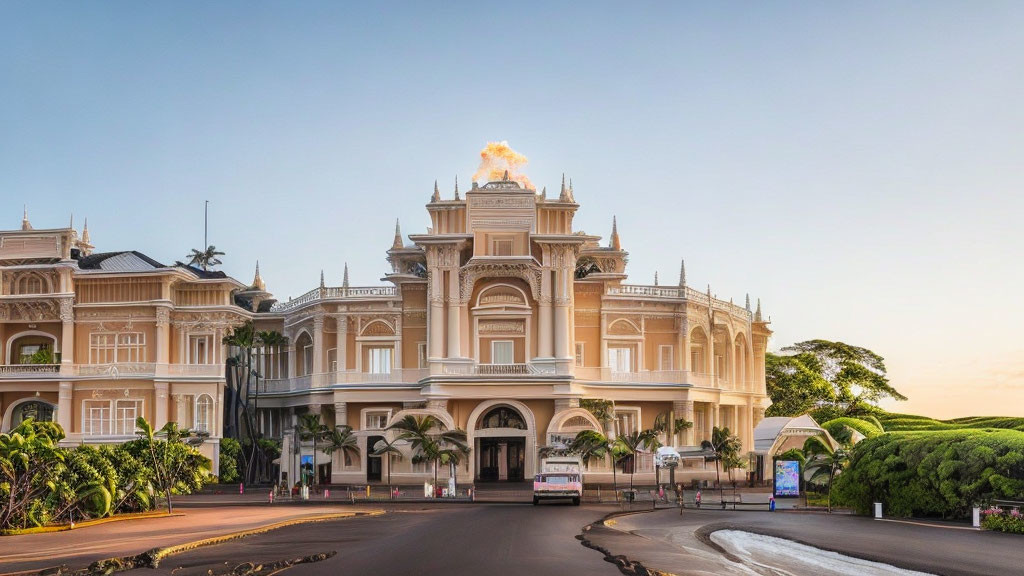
[16,274,46,295]
[479,406,526,430]
[194,394,213,433]
[12,400,55,427]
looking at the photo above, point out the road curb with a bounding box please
[0,512,182,537]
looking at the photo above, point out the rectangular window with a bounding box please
[189,335,212,364]
[716,355,725,378]
[659,345,674,371]
[614,408,640,436]
[691,349,702,373]
[491,340,514,364]
[575,343,585,367]
[89,333,117,364]
[304,344,314,375]
[328,348,338,372]
[608,347,633,373]
[117,333,145,362]
[84,400,111,436]
[368,348,392,374]
[365,410,391,430]
[115,399,142,435]
[417,343,428,368]
[491,237,514,256]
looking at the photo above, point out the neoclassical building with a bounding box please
[0,171,772,485]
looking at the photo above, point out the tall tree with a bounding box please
[371,437,403,493]
[702,426,743,504]
[766,339,905,417]
[570,429,623,501]
[614,429,661,493]
[387,415,468,489]
[297,413,330,488]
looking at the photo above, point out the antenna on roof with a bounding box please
[204,200,209,252]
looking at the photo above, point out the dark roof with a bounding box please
[174,262,229,279]
[77,251,167,271]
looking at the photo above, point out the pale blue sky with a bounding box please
[3,2,1023,417]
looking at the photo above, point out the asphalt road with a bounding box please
[133,504,619,576]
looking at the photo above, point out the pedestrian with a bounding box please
[695,489,702,508]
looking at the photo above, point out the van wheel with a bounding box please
[533,496,539,505]
[572,497,580,506]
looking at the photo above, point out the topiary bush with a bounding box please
[833,429,1024,518]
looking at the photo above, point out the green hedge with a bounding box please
[833,429,1024,518]
[820,417,883,440]
[877,413,1024,432]
[982,509,1024,534]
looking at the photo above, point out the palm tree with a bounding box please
[570,429,624,501]
[324,425,360,485]
[702,426,742,505]
[387,415,469,490]
[615,429,661,493]
[187,245,225,271]
[803,435,848,513]
[372,437,404,495]
[298,413,330,488]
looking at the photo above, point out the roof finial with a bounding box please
[454,175,459,196]
[502,169,509,181]
[319,269,326,289]
[540,186,547,200]
[560,173,566,195]
[342,262,350,289]
[82,218,90,243]
[654,271,659,286]
[678,259,686,287]
[567,178,575,202]
[252,261,266,291]
[745,293,751,311]
[431,180,440,202]
[392,218,403,250]
[21,205,32,231]
[69,213,74,229]
[610,216,621,251]
[754,298,763,322]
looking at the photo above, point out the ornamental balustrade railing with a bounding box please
[442,362,557,376]
[0,364,61,375]
[269,285,399,313]
[605,284,753,320]
[76,363,157,377]
[259,368,430,393]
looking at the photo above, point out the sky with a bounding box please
[2,2,1022,419]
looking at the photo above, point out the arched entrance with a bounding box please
[3,398,57,431]
[467,400,536,482]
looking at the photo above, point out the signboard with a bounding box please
[773,459,801,498]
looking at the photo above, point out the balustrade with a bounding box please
[270,285,398,313]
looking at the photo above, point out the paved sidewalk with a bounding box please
[0,505,377,574]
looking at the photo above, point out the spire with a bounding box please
[502,169,509,181]
[560,173,566,195]
[431,180,440,202]
[342,263,350,289]
[540,186,547,200]
[745,293,751,311]
[454,175,459,197]
[392,219,403,250]
[252,261,266,291]
[654,271,659,286]
[754,298,763,322]
[559,174,570,201]
[678,259,686,287]
[319,269,326,289]
[81,218,90,243]
[21,205,32,231]
[609,216,621,251]
[69,213,74,229]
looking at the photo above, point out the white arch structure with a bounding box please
[466,399,537,480]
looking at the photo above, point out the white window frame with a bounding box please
[575,342,585,367]
[658,345,674,371]
[83,400,111,436]
[491,340,514,364]
[328,347,338,372]
[114,398,143,435]
[194,394,214,433]
[614,407,641,437]
[89,332,146,364]
[362,408,393,431]
[607,346,634,373]
[417,342,428,368]
[188,333,214,365]
[367,347,393,374]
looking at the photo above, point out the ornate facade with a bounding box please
[1,170,772,485]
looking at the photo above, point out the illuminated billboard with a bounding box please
[774,460,801,497]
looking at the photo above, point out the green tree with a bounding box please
[371,437,403,493]
[186,245,225,270]
[803,435,848,513]
[615,429,661,493]
[702,426,742,503]
[0,420,67,529]
[133,417,209,514]
[297,413,331,488]
[218,437,242,483]
[570,429,623,501]
[766,340,905,417]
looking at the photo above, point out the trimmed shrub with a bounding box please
[219,437,242,483]
[981,507,1024,534]
[833,429,1024,518]
[821,417,883,441]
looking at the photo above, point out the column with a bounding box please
[312,316,324,374]
[58,381,73,433]
[154,381,169,428]
[733,405,740,436]
[710,402,719,438]
[335,315,348,371]
[334,400,348,427]
[393,314,403,370]
[429,267,445,359]
[538,263,553,358]
[708,328,716,385]
[155,308,169,366]
[446,266,461,358]
[59,299,74,373]
[553,267,570,359]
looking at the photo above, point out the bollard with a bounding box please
[973,507,981,528]
[769,496,776,512]
[325,489,330,499]
[874,502,883,519]
[269,490,274,504]
[366,485,371,498]
[239,482,244,494]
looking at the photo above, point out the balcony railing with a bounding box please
[606,284,752,320]
[442,363,557,376]
[270,285,399,313]
[572,368,755,389]
[259,368,430,393]
[77,363,157,377]
[0,364,61,376]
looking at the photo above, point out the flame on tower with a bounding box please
[472,141,534,190]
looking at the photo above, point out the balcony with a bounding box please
[259,368,430,393]
[573,368,744,388]
[269,285,399,313]
[441,363,558,376]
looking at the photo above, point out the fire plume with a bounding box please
[472,141,534,190]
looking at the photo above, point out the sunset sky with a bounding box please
[2,2,1022,418]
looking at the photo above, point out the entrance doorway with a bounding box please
[478,437,525,481]
[366,435,384,482]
